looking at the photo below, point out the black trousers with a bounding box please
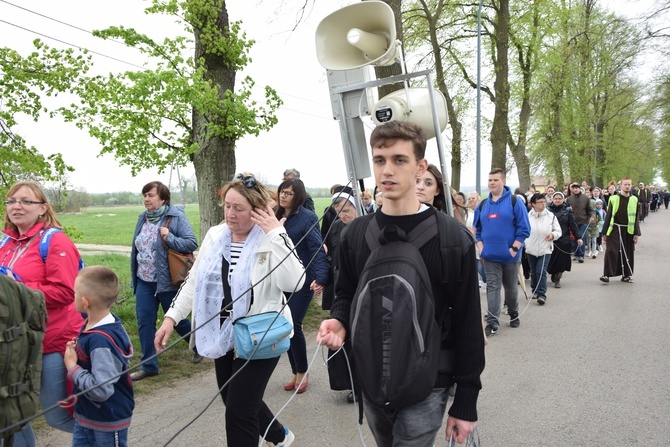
[215,352,286,446]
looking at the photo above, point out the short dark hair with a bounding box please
[142,181,170,204]
[369,121,427,161]
[275,178,307,218]
[530,193,546,204]
[489,168,505,177]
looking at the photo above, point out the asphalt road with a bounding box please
[38,208,670,446]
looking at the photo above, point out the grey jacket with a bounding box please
[131,204,198,294]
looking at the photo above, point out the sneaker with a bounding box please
[537,296,546,305]
[191,353,204,364]
[578,257,584,263]
[267,428,295,447]
[554,281,561,288]
[484,324,498,337]
[585,251,591,257]
[598,246,604,252]
[509,312,521,328]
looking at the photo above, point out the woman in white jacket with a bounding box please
[154,173,304,447]
[526,193,562,305]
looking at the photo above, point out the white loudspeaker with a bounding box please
[371,88,449,140]
[315,1,398,71]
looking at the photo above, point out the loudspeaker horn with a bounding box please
[371,88,448,140]
[315,1,398,71]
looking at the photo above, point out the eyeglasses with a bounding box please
[4,199,45,206]
[279,190,294,198]
[233,173,257,189]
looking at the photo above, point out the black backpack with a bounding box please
[0,274,47,445]
[349,212,462,410]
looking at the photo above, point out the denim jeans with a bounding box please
[477,259,487,283]
[285,287,314,374]
[72,421,128,447]
[214,352,286,446]
[483,259,520,329]
[9,353,75,447]
[135,278,191,373]
[573,223,588,257]
[527,253,551,299]
[364,388,449,447]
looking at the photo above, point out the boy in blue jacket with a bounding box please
[64,266,134,447]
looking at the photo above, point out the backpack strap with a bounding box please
[39,228,62,263]
[478,195,517,226]
[435,212,465,283]
[0,234,9,249]
[364,215,382,252]
[83,329,131,359]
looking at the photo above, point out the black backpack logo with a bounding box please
[350,214,441,410]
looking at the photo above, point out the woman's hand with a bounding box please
[310,281,325,295]
[251,204,286,233]
[154,317,176,352]
[160,227,169,240]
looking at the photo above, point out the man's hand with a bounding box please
[633,235,639,244]
[316,318,346,350]
[446,416,477,445]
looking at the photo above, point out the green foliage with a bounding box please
[59,1,282,177]
[0,42,89,193]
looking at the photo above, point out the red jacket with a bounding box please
[1,222,83,354]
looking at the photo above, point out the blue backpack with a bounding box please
[0,228,84,270]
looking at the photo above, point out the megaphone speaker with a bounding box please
[371,88,448,140]
[315,1,397,71]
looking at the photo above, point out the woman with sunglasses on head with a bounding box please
[274,177,329,394]
[130,181,199,382]
[155,173,304,446]
[1,181,84,446]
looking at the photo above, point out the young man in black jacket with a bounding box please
[317,121,485,446]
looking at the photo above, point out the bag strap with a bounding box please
[38,228,61,263]
[83,329,129,359]
[161,217,172,250]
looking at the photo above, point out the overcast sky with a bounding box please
[0,0,655,194]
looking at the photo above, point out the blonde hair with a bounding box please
[219,172,272,210]
[4,181,62,232]
[77,266,120,309]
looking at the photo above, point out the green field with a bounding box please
[58,199,333,245]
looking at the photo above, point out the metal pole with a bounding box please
[426,72,454,217]
[593,121,598,187]
[476,0,483,194]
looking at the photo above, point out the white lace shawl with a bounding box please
[192,224,263,358]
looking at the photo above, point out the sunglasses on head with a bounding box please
[234,173,257,189]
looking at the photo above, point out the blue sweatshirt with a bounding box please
[474,185,531,264]
[67,315,135,432]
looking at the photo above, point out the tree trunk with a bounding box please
[375,0,404,98]
[490,0,510,171]
[192,1,234,237]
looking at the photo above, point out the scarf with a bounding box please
[146,205,167,224]
[193,223,264,358]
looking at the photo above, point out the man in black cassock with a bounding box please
[600,178,641,283]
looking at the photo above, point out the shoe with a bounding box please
[578,257,584,263]
[295,374,308,394]
[509,312,520,328]
[573,256,578,261]
[592,254,597,259]
[130,370,158,381]
[531,294,537,300]
[346,391,354,404]
[554,281,561,288]
[484,324,498,337]
[283,376,296,391]
[598,246,603,252]
[599,275,609,283]
[585,251,591,257]
[191,353,204,364]
[537,296,546,305]
[267,427,295,447]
